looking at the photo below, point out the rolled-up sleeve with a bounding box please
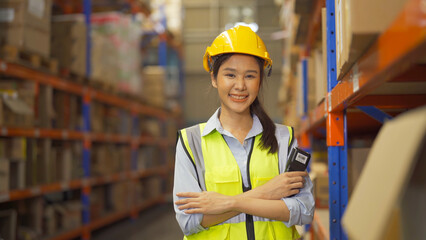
[173,138,207,235]
[282,175,315,226]
[276,126,315,226]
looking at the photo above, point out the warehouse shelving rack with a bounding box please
[0,1,181,240]
[295,0,426,239]
[0,58,176,240]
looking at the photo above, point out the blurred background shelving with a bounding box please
[0,0,182,239]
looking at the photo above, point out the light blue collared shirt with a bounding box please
[173,108,315,236]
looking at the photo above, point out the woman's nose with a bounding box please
[234,76,246,90]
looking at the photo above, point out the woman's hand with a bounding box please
[175,191,234,215]
[254,171,308,200]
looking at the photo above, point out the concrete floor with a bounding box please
[92,203,183,240]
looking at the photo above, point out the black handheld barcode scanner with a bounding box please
[285,147,311,197]
[286,147,311,172]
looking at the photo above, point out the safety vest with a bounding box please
[178,123,300,240]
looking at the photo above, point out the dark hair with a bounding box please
[212,53,278,154]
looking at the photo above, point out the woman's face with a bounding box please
[212,54,261,116]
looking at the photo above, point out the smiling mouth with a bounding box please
[229,94,248,101]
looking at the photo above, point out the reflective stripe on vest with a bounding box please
[179,123,300,240]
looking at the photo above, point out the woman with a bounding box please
[173,25,314,240]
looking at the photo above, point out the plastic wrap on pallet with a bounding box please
[91,12,142,94]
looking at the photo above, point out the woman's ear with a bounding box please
[211,72,218,88]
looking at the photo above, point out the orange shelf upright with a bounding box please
[329,0,426,112]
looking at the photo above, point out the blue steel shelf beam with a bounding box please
[82,91,92,240]
[82,1,92,239]
[356,106,393,124]
[326,0,348,239]
[302,59,309,115]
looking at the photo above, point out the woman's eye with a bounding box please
[246,74,256,79]
[225,73,235,78]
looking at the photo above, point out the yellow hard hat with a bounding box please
[203,25,273,74]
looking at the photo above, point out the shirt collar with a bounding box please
[202,108,263,139]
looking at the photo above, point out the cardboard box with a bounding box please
[90,187,106,220]
[0,159,9,192]
[347,147,370,197]
[142,177,162,200]
[0,25,50,57]
[0,209,17,240]
[0,86,35,128]
[25,138,38,187]
[111,181,132,211]
[0,0,51,57]
[7,137,26,160]
[0,0,51,31]
[142,66,166,107]
[44,205,56,235]
[52,92,80,130]
[51,14,86,76]
[342,107,426,240]
[335,0,408,79]
[9,159,25,189]
[62,201,82,229]
[321,7,328,94]
[37,85,54,128]
[307,56,317,111]
[313,174,329,208]
[41,139,52,184]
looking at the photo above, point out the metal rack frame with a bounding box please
[298,0,426,239]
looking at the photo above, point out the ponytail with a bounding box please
[212,53,278,154]
[250,98,278,154]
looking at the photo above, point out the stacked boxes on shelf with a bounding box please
[308,148,329,209]
[0,137,27,191]
[278,1,329,130]
[51,14,86,77]
[137,146,160,170]
[141,66,166,108]
[0,0,52,57]
[110,180,133,211]
[334,0,408,79]
[52,90,81,130]
[91,144,130,177]
[0,158,82,238]
[0,79,35,128]
[0,138,83,191]
[90,102,132,134]
[347,147,371,198]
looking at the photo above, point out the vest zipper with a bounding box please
[244,138,256,240]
